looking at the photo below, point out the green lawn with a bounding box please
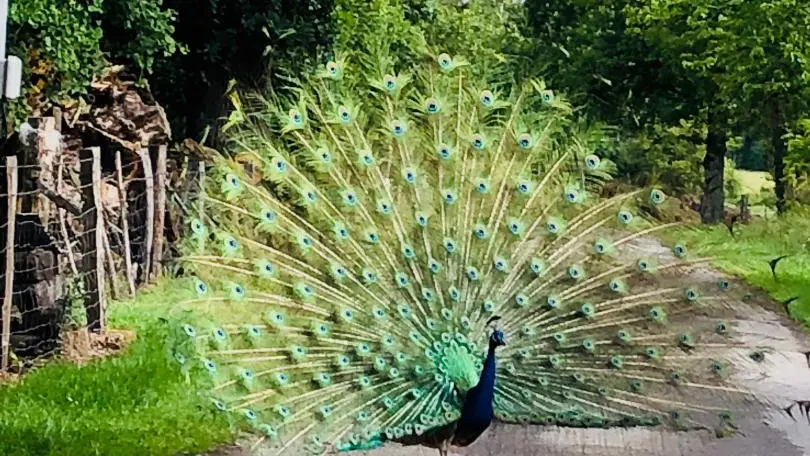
[0,280,232,456]
[665,207,810,324]
[734,169,774,196]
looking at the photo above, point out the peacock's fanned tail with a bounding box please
[172,52,769,454]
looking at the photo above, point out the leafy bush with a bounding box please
[150,0,335,140]
[8,0,181,119]
[785,118,810,204]
[333,0,527,83]
[604,120,705,195]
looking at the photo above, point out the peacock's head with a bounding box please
[486,316,506,348]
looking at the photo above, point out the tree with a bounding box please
[524,0,735,223]
[149,0,335,142]
[7,0,182,128]
[627,0,810,214]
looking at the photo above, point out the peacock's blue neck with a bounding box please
[477,344,498,400]
[457,344,498,429]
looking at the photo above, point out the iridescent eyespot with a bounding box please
[432,144,451,161]
[471,134,485,150]
[338,106,351,123]
[383,74,397,91]
[650,189,666,205]
[480,90,494,106]
[403,168,417,184]
[402,245,416,259]
[289,109,303,125]
[377,200,392,215]
[584,154,600,169]
[194,279,208,295]
[425,98,440,114]
[516,179,534,195]
[517,133,532,149]
[437,53,453,70]
[391,120,406,136]
[359,151,375,166]
[530,258,546,275]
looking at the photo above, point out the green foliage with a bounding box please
[731,137,769,172]
[333,0,527,83]
[333,0,426,66]
[150,0,335,139]
[8,0,181,103]
[626,0,810,122]
[522,0,701,130]
[99,0,185,73]
[605,120,703,195]
[785,118,810,203]
[0,281,232,456]
[521,0,714,200]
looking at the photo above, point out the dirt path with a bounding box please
[201,236,810,456]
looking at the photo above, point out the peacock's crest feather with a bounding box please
[172,49,771,454]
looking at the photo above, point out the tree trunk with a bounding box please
[700,106,727,224]
[770,101,787,214]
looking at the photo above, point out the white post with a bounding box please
[0,0,8,98]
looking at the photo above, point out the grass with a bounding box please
[664,207,810,324]
[734,169,774,196]
[0,280,233,456]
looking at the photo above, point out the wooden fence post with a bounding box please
[116,151,136,296]
[1,157,17,371]
[79,148,106,333]
[150,145,167,281]
[138,148,154,285]
[197,160,206,253]
[739,195,750,224]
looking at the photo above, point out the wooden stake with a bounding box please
[116,151,135,296]
[150,145,167,281]
[56,150,78,275]
[138,148,154,285]
[102,227,118,301]
[79,148,106,333]
[197,160,206,254]
[2,157,17,371]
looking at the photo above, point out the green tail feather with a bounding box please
[172,51,769,454]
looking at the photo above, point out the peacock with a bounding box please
[170,50,772,455]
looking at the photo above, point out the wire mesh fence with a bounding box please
[0,116,171,373]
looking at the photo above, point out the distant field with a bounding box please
[734,169,774,195]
